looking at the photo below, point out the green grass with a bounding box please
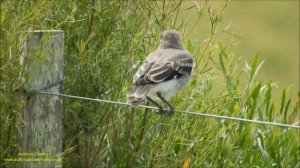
[0,0,299,167]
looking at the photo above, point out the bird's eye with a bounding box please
[160,34,163,39]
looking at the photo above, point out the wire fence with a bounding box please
[37,91,300,129]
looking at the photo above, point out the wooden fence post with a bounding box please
[19,30,63,168]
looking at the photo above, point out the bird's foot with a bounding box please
[156,107,167,115]
[155,106,174,116]
[167,106,175,116]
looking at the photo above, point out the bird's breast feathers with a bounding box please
[146,74,190,101]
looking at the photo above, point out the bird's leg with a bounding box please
[146,96,166,115]
[157,92,174,115]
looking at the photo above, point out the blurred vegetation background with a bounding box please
[179,1,299,99]
[0,0,299,167]
[224,1,299,92]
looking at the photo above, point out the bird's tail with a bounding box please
[127,85,152,106]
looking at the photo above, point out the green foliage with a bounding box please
[1,0,299,167]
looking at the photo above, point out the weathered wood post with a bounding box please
[19,30,63,168]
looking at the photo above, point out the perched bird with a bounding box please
[127,30,193,115]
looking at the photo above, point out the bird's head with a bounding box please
[159,30,184,50]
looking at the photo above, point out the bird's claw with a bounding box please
[167,107,174,116]
[156,107,174,115]
[156,107,167,115]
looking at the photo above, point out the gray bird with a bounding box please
[127,30,193,115]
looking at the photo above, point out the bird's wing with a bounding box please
[133,52,193,86]
[133,61,154,82]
